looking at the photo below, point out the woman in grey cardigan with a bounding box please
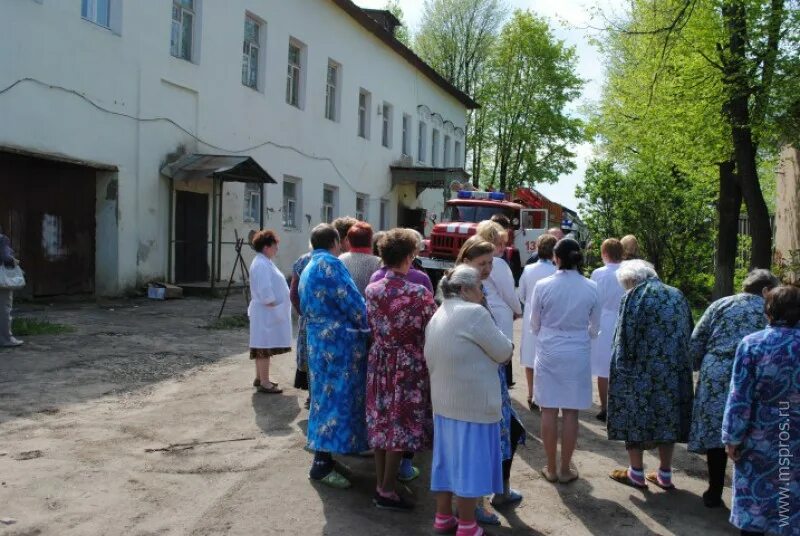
[0,224,22,348]
[425,265,514,536]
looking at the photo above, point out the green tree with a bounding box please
[384,0,410,45]
[480,11,583,190]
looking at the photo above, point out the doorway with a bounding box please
[174,190,209,283]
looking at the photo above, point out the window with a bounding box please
[171,0,194,61]
[454,140,462,167]
[444,135,451,167]
[243,183,262,222]
[325,61,340,121]
[322,186,337,224]
[380,199,389,230]
[242,16,261,90]
[431,129,440,167]
[286,40,305,108]
[356,194,368,221]
[283,178,300,229]
[402,115,411,156]
[417,122,427,163]
[82,0,110,28]
[381,103,393,148]
[358,89,371,139]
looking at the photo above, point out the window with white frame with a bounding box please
[325,60,340,121]
[455,140,462,167]
[170,0,195,61]
[380,199,389,230]
[242,15,261,90]
[417,122,427,163]
[402,115,412,156]
[82,0,110,28]
[444,135,452,167]
[431,129,440,167]
[356,194,368,221]
[322,186,337,224]
[381,103,393,148]
[286,40,304,108]
[358,89,371,139]
[283,178,300,229]
[243,183,262,222]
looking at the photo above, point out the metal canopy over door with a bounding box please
[174,191,209,283]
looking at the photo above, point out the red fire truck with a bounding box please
[418,187,580,282]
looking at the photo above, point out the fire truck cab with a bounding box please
[418,190,550,281]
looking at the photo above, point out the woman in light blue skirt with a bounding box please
[425,265,514,536]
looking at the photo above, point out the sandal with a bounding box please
[559,467,579,484]
[609,468,648,489]
[474,505,501,525]
[646,471,676,490]
[540,466,558,483]
[256,382,283,394]
[313,470,351,489]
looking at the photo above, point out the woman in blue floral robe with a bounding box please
[723,285,800,536]
[607,262,694,490]
[688,270,778,507]
[299,225,369,489]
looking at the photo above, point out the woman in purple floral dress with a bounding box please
[365,229,437,511]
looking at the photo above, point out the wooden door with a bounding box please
[174,190,209,283]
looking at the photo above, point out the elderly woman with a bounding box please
[476,220,522,387]
[723,285,799,536]
[340,222,383,296]
[531,238,600,483]
[0,224,22,348]
[607,260,694,490]
[365,229,437,511]
[289,250,312,404]
[299,223,370,489]
[589,238,626,422]
[370,230,433,293]
[689,269,779,508]
[248,230,292,394]
[425,265,514,536]
[517,233,558,410]
[456,236,524,521]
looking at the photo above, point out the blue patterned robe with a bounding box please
[607,278,694,445]
[292,253,312,374]
[688,293,766,453]
[722,326,800,535]
[299,249,369,454]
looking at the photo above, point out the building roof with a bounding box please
[330,0,480,110]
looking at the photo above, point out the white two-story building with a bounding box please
[0,0,476,296]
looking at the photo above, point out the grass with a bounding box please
[12,318,75,336]
[203,314,249,330]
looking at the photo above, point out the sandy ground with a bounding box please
[0,296,738,536]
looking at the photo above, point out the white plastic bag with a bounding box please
[0,265,25,290]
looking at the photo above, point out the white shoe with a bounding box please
[2,337,23,347]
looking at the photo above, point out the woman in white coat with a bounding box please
[589,238,626,422]
[476,220,522,387]
[248,229,292,394]
[516,233,558,410]
[531,238,599,484]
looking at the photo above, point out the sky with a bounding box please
[356,0,624,212]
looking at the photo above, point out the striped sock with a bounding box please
[456,520,483,536]
[658,468,673,486]
[434,514,457,531]
[628,466,645,485]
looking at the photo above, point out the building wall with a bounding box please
[0,0,468,293]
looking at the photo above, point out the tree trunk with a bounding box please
[723,0,773,269]
[712,160,741,300]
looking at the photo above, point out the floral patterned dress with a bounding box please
[722,326,800,535]
[292,253,312,375]
[365,273,437,451]
[607,278,694,447]
[299,249,370,454]
[688,293,766,453]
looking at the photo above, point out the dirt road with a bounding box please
[0,297,736,535]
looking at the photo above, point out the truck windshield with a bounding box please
[443,205,515,223]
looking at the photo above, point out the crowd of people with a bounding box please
[246,217,799,536]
